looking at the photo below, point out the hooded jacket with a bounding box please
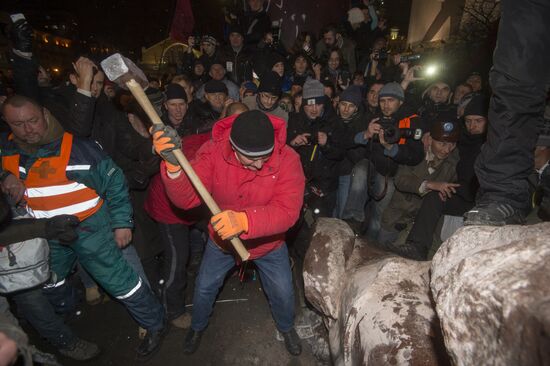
[160,113,305,259]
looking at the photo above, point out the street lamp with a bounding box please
[390,28,399,40]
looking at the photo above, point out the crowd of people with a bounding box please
[0,0,549,364]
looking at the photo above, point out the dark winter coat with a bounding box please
[353,108,425,177]
[455,129,485,202]
[287,105,345,193]
[218,46,254,86]
[335,108,369,177]
[187,100,222,136]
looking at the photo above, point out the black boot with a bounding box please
[282,328,302,356]
[343,218,364,236]
[388,241,427,261]
[464,202,525,226]
[136,326,167,361]
[183,328,203,355]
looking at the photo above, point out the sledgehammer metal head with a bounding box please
[100,53,148,89]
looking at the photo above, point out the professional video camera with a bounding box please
[374,116,422,145]
[373,49,421,63]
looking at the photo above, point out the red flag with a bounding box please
[170,0,195,42]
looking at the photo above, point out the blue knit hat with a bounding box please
[379,82,404,101]
[339,85,362,107]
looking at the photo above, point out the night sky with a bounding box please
[1,0,410,53]
[1,0,223,53]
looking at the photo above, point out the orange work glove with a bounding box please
[210,210,249,240]
[150,124,181,173]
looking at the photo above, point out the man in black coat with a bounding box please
[287,79,345,217]
[218,24,254,86]
[333,85,367,218]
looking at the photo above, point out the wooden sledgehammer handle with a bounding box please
[126,79,250,261]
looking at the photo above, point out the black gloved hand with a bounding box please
[45,215,80,244]
[10,18,33,54]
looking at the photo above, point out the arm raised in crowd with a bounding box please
[9,17,95,137]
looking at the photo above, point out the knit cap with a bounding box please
[378,82,404,101]
[302,79,326,105]
[230,110,275,157]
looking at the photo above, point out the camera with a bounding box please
[339,70,351,86]
[400,54,421,63]
[374,50,421,64]
[375,116,422,145]
[373,48,388,62]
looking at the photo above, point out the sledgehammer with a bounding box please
[101,53,250,261]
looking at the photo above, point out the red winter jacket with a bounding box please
[160,113,305,259]
[145,133,211,225]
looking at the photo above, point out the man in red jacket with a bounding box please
[152,110,305,356]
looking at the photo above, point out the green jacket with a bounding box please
[0,118,132,230]
[381,149,459,231]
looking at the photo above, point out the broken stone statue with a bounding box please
[304,218,448,365]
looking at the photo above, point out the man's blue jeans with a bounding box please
[11,288,77,349]
[191,240,295,333]
[333,175,351,219]
[341,159,395,239]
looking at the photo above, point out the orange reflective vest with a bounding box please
[2,133,103,221]
[398,114,418,145]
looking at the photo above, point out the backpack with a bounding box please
[0,214,50,294]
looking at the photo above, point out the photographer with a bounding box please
[341,82,424,237]
[180,35,219,77]
[358,37,387,84]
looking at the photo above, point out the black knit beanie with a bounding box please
[230,110,275,157]
[165,83,187,102]
[258,71,283,97]
[464,93,488,118]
